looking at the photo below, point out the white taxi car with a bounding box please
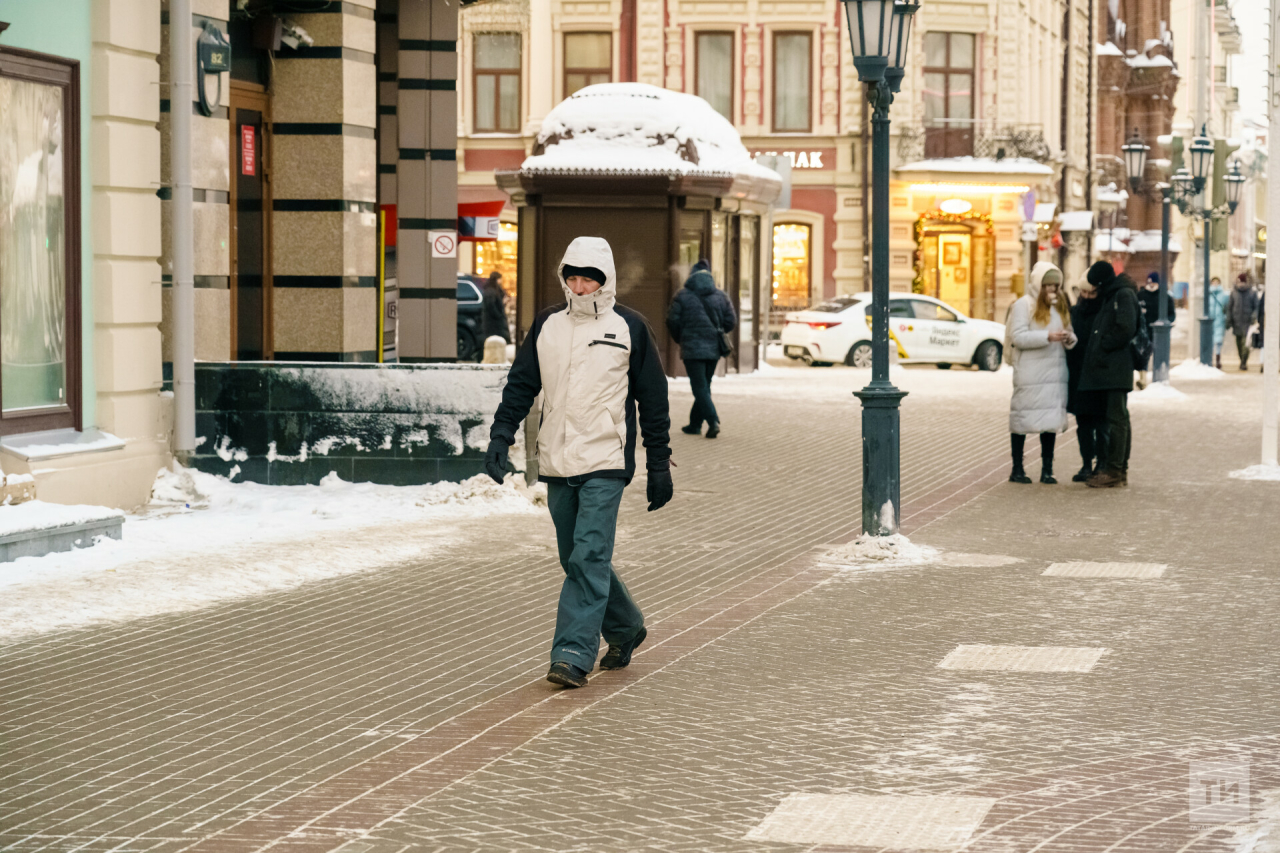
[779,293,1006,371]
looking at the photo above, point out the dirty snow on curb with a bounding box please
[1229,787,1280,853]
[820,535,1022,576]
[1170,359,1227,380]
[0,466,546,642]
[1130,381,1189,402]
[1229,464,1280,482]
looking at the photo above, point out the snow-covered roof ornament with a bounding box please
[500,83,781,203]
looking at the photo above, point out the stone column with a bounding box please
[269,0,379,361]
[396,0,458,361]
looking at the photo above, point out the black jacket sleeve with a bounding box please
[627,314,672,469]
[666,297,684,344]
[1101,288,1139,353]
[717,290,738,332]
[489,312,549,446]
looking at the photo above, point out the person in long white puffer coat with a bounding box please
[1007,261,1077,484]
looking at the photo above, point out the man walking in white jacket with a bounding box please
[484,236,673,688]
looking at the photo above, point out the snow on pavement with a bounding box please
[0,467,546,643]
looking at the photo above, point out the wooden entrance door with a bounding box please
[229,83,272,359]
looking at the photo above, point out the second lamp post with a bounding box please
[841,0,919,536]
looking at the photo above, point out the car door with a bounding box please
[887,298,929,361]
[909,298,966,361]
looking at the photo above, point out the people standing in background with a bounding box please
[480,271,512,346]
[1068,278,1107,482]
[1136,271,1176,388]
[1080,262,1140,489]
[1007,262,1076,485]
[1209,277,1230,370]
[666,259,736,439]
[1258,283,1267,373]
[1227,272,1259,371]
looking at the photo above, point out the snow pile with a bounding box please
[1229,464,1280,482]
[1227,787,1280,853]
[1170,359,1227,380]
[822,533,939,569]
[1130,381,1188,402]
[0,466,547,642]
[521,83,780,182]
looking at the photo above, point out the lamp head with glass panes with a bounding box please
[1225,160,1246,214]
[842,0,919,87]
[1122,130,1150,192]
[1188,129,1215,196]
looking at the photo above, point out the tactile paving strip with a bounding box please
[746,792,997,849]
[1042,561,1167,578]
[938,644,1109,672]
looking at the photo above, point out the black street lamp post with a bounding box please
[842,0,919,536]
[1121,131,1174,380]
[1188,131,1217,366]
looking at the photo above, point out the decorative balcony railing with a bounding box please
[896,120,1054,165]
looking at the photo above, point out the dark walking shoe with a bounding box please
[1040,469,1057,485]
[1071,465,1092,483]
[681,424,701,435]
[546,661,589,688]
[705,422,720,439]
[1009,466,1031,484]
[600,626,647,670]
[1086,470,1124,489]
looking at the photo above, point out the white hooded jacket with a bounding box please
[1008,261,1076,434]
[490,237,671,483]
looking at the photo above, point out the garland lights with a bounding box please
[911,210,995,293]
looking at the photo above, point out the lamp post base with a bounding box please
[1200,315,1214,367]
[853,384,908,536]
[1151,320,1172,383]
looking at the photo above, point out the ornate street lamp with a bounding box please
[1123,130,1174,382]
[841,0,919,536]
[1122,131,1150,192]
[1189,130,1215,193]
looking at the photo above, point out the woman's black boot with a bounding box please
[1039,433,1057,484]
[1009,434,1031,483]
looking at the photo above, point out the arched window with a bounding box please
[771,223,811,309]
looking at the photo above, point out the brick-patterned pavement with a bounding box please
[2,366,1276,853]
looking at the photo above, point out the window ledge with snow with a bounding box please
[1,428,126,463]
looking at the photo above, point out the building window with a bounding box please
[922,32,975,157]
[772,223,811,309]
[772,32,811,132]
[474,221,518,299]
[696,32,734,119]
[564,33,611,98]
[0,48,81,435]
[474,33,521,132]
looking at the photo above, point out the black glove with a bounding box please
[646,466,673,512]
[484,439,510,484]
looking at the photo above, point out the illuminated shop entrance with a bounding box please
[916,213,995,320]
[771,223,811,310]
[473,221,518,298]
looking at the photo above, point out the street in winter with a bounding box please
[2,0,1280,851]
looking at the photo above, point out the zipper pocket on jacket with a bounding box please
[589,339,628,351]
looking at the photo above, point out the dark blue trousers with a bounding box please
[683,358,720,430]
[546,478,644,672]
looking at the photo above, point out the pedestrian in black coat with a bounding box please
[1080,262,1140,488]
[480,272,511,344]
[1067,280,1108,481]
[1136,271,1176,386]
[666,260,736,438]
[1227,273,1259,370]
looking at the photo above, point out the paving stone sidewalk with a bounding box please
[2,365,1275,853]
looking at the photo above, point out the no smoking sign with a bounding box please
[429,230,457,259]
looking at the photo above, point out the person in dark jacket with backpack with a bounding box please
[1079,262,1140,488]
[1136,271,1176,388]
[666,260,736,438]
[1067,278,1108,482]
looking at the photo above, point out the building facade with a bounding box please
[457,0,1094,326]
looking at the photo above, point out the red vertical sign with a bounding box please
[241,125,256,176]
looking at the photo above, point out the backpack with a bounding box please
[1129,315,1152,366]
[1002,301,1018,366]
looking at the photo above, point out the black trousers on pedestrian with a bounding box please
[1102,390,1132,475]
[683,359,720,429]
[1011,432,1056,470]
[1236,333,1251,367]
[1075,412,1109,472]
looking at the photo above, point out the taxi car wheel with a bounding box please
[845,341,873,368]
[937,363,952,370]
[974,340,1003,372]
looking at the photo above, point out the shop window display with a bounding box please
[474,221,518,330]
[771,223,811,310]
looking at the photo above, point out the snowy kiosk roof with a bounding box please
[495,83,782,204]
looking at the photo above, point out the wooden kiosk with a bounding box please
[495,84,781,375]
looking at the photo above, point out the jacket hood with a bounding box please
[557,236,617,318]
[684,269,716,296]
[1026,261,1062,305]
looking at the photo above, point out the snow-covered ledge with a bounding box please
[1,428,127,462]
